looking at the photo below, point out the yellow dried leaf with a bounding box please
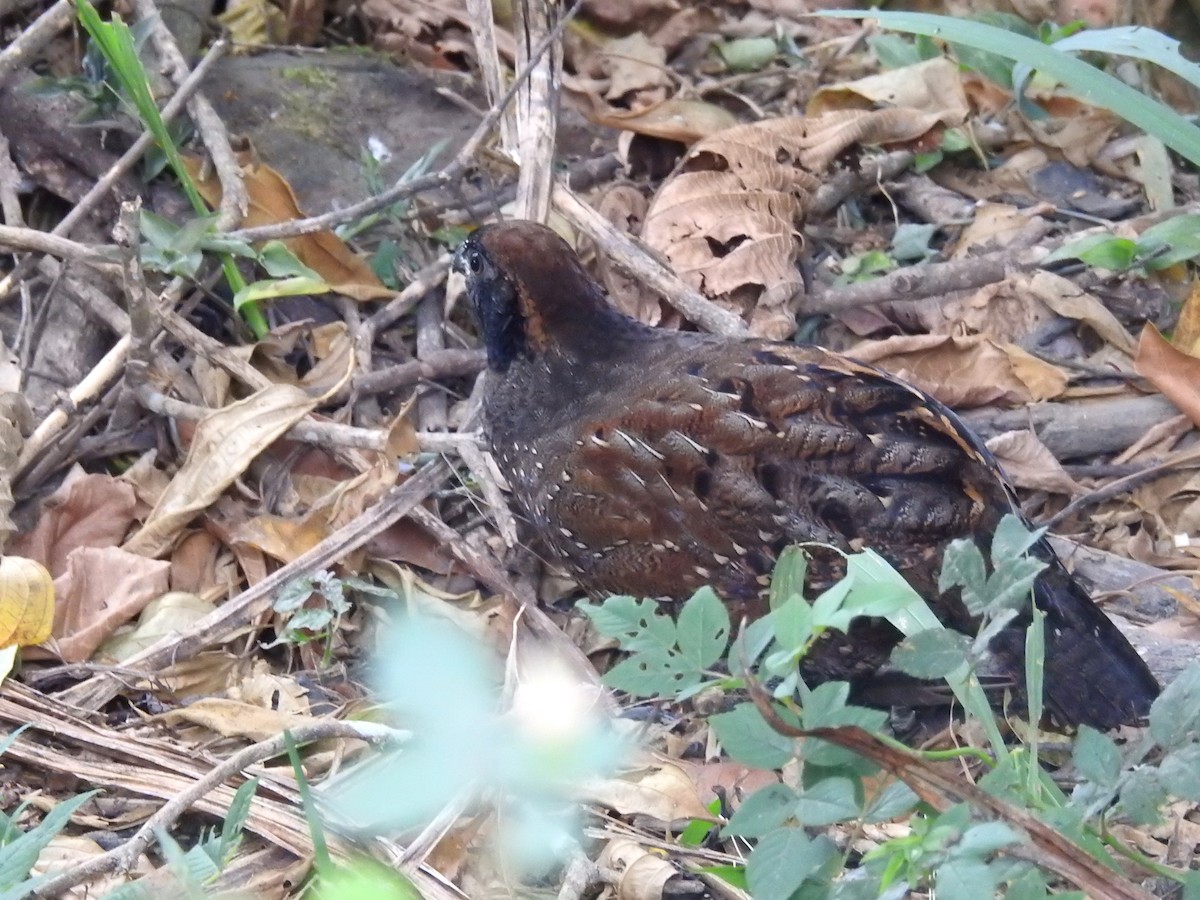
[0,556,54,647]
[124,385,320,558]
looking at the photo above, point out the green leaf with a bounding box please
[769,593,815,663]
[864,780,918,823]
[801,682,889,769]
[794,777,862,826]
[716,37,779,72]
[234,276,331,309]
[602,649,699,697]
[818,10,1200,168]
[1136,214,1200,270]
[579,595,668,650]
[679,799,722,846]
[936,859,998,900]
[1158,744,1200,802]
[723,783,798,837]
[1042,233,1138,269]
[1149,662,1200,750]
[842,550,924,618]
[890,627,970,678]
[938,538,988,612]
[1182,870,1200,900]
[991,514,1044,563]
[258,240,323,279]
[891,223,938,262]
[769,545,808,610]
[746,828,836,900]
[699,865,748,890]
[0,790,101,891]
[710,703,797,769]
[868,33,924,68]
[955,821,1024,856]
[1002,868,1052,900]
[1015,25,1200,98]
[1072,725,1122,788]
[809,576,856,631]
[676,586,731,672]
[1117,767,1168,825]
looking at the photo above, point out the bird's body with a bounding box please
[454,221,1160,729]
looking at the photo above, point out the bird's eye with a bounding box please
[467,250,483,275]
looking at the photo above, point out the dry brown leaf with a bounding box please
[1009,106,1118,169]
[809,57,970,124]
[302,322,355,393]
[11,472,137,577]
[32,835,152,898]
[595,184,662,324]
[97,591,215,663]
[934,280,1054,345]
[235,460,393,563]
[124,385,320,558]
[598,838,678,900]
[1135,323,1200,428]
[597,33,670,100]
[848,334,1068,407]
[158,697,327,742]
[1026,271,1137,355]
[368,519,457,574]
[49,546,170,663]
[1172,278,1200,355]
[578,756,713,823]
[584,97,739,144]
[950,203,1040,258]
[986,430,1081,496]
[0,556,54,647]
[644,111,957,337]
[153,651,244,699]
[670,757,779,806]
[184,155,390,301]
[584,0,680,28]
[231,662,311,716]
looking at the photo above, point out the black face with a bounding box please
[452,232,526,373]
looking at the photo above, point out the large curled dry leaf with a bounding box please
[1135,323,1200,427]
[643,110,959,338]
[986,430,1081,496]
[847,334,1068,407]
[10,472,138,576]
[50,546,170,663]
[809,57,970,123]
[0,556,54,648]
[124,385,320,558]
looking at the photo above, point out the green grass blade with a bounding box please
[818,10,1200,168]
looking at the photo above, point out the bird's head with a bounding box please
[453,221,635,373]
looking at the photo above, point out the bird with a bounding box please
[451,220,1160,730]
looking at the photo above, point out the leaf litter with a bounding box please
[0,0,1199,895]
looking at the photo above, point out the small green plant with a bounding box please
[268,571,397,666]
[0,730,101,899]
[73,0,268,338]
[99,778,257,900]
[581,515,1200,899]
[1043,214,1200,272]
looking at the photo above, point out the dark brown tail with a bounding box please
[992,557,1159,730]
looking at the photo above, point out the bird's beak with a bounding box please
[450,241,469,277]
